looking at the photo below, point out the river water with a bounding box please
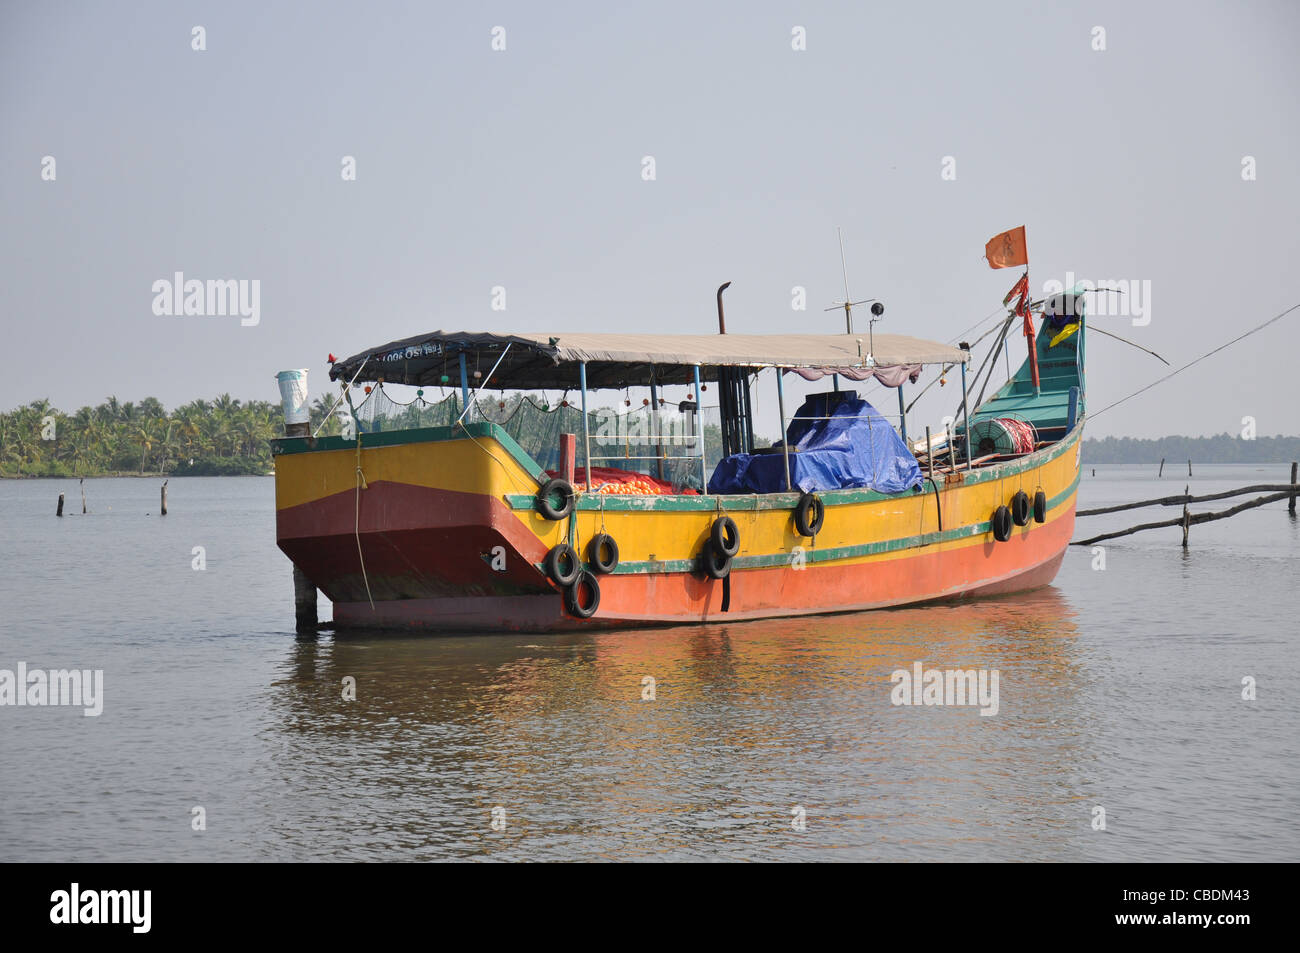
[1,464,1296,861]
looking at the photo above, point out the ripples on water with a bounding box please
[0,467,1296,861]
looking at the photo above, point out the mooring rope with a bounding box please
[354,438,375,611]
[313,356,369,438]
[1091,301,1300,419]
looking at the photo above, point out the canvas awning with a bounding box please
[328,330,968,390]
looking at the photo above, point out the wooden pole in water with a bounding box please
[80,477,86,514]
[1181,485,1190,548]
[1158,458,1165,477]
[56,493,64,517]
[294,566,317,632]
[279,373,317,630]
[160,480,168,516]
[1188,459,1192,477]
[1289,461,1297,515]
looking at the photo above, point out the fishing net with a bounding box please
[968,416,1037,456]
[349,385,723,491]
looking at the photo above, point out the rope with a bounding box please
[992,417,1036,454]
[904,315,1013,414]
[313,356,370,438]
[946,304,1011,348]
[354,438,374,611]
[460,424,544,488]
[455,343,513,425]
[1091,301,1300,419]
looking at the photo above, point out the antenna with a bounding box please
[823,227,884,359]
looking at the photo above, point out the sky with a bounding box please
[2,0,1298,439]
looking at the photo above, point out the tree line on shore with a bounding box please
[1083,433,1300,465]
[2,394,1298,476]
[0,396,283,477]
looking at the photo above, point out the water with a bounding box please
[1,465,1297,861]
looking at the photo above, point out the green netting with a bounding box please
[350,386,723,490]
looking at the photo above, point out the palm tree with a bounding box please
[139,397,166,419]
[134,422,156,473]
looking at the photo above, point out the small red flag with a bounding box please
[1002,273,1029,306]
[985,226,1028,269]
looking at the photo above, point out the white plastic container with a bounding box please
[276,369,310,425]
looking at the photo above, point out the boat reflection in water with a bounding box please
[267,588,1090,860]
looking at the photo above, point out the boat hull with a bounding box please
[273,420,1082,633]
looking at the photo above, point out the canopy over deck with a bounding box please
[329,330,969,390]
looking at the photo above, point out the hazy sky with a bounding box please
[2,0,1297,438]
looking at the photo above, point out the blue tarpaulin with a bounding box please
[707,395,922,495]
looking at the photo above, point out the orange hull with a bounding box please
[330,501,1072,631]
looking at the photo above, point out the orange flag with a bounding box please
[985,226,1028,269]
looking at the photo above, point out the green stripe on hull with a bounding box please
[539,469,1081,576]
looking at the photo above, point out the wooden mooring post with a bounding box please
[56,493,64,517]
[1181,485,1190,548]
[160,480,168,516]
[80,477,86,514]
[1073,466,1299,547]
[294,566,318,633]
[1158,457,1165,477]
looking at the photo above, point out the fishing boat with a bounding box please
[272,262,1085,633]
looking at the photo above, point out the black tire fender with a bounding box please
[992,505,1013,542]
[565,570,600,618]
[710,516,740,557]
[794,492,825,537]
[544,543,580,586]
[1010,490,1031,527]
[702,541,731,580]
[1033,489,1047,524]
[587,533,619,574]
[535,478,575,521]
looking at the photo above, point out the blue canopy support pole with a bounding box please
[458,352,470,419]
[579,362,592,486]
[960,359,972,471]
[693,364,706,491]
[776,368,792,492]
[897,384,907,443]
[832,373,840,392]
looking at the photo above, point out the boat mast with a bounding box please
[824,227,885,355]
[825,228,891,426]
